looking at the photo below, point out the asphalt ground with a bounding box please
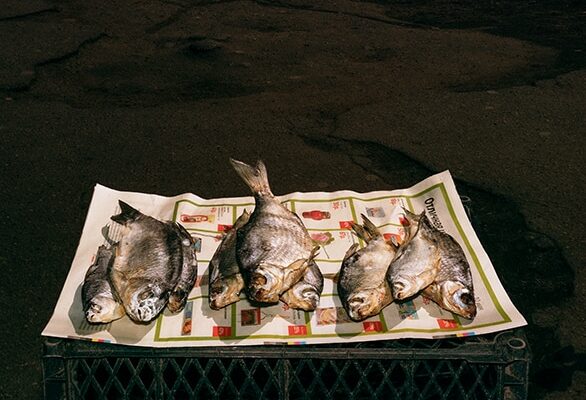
[1,1,584,398]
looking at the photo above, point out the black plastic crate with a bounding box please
[42,329,529,399]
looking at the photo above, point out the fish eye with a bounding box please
[210,286,225,296]
[251,273,268,286]
[138,290,154,301]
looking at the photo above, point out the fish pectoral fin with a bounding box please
[416,267,439,289]
[287,258,310,272]
[421,282,440,300]
[309,245,320,260]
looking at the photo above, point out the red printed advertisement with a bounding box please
[288,325,308,336]
[363,321,383,332]
[212,326,232,337]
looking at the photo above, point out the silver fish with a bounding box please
[208,210,251,310]
[386,209,441,301]
[280,259,324,311]
[109,200,197,323]
[230,159,316,304]
[338,215,396,322]
[82,245,125,323]
[167,222,198,313]
[421,229,476,319]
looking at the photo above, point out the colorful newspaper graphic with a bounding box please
[42,171,526,346]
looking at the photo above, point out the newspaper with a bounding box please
[42,170,526,346]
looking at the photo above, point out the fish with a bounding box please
[82,245,125,323]
[337,214,396,322]
[208,210,251,310]
[421,229,476,319]
[167,222,198,313]
[230,159,317,304]
[280,259,324,311]
[109,200,197,323]
[386,209,441,301]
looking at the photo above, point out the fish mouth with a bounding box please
[85,296,124,323]
[247,267,282,304]
[282,285,320,311]
[127,284,168,322]
[209,277,243,310]
[450,288,477,319]
[346,292,381,322]
[391,278,415,300]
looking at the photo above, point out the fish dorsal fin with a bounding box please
[309,245,320,261]
[111,200,142,225]
[360,214,381,239]
[232,209,251,230]
[400,208,425,243]
[342,243,360,262]
[350,221,370,242]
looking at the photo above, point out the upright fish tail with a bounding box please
[230,158,273,196]
[111,200,142,225]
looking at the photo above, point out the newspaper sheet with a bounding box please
[42,170,526,346]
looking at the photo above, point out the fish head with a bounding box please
[389,254,439,301]
[125,282,169,323]
[209,274,245,310]
[345,288,388,322]
[85,296,125,323]
[282,283,320,311]
[440,281,477,319]
[246,265,283,304]
[391,275,424,301]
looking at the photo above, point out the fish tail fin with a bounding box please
[111,200,142,225]
[360,214,381,238]
[230,158,273,196]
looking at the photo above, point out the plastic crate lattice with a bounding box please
[43,330,529,399]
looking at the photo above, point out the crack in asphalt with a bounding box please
[35,33,107,68]
[0,8,58,22]
[146,0,239,34]
[254,0,436,29]
[297,131,434,184]
[5,33,107,92]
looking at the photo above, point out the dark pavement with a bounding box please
[1,1,585,398]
